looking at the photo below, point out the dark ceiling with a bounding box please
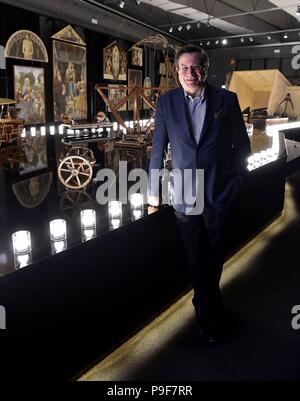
[2,0,300,48]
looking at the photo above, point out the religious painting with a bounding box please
[51,24,86,46]
[13,65,45,124]
[19,135,48,175]
[53,40,87,121]
[131,46,143,67]
[143,76,152,110]
[5,30,48,62]
[108,84,127,112]
[128,69,142,111]
[103,41,126,81]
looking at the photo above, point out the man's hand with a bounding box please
[147,195,160,215]
[147,195,159,207]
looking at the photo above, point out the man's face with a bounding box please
[177,52,206,96]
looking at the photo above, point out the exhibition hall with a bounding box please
[0,0,300,382]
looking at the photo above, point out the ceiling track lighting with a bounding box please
[186,24,191,31]
[169,27,173,32]
[178,25,182,31]
[283,32,288,39]
[135,0,142,4]
[119,1,125,8]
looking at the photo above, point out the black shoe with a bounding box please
[193,305,206,333]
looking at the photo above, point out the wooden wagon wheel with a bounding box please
[66,146,96,166]
[58,155,93,189]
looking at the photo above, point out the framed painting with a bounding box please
[103,41,126,81]
[13,65,45,124]
[128,69,142,111]
[108,84,127,111]
[131,46,143,67]
[53,40,87,121]
[5,30,48,62]
[143,76,152,110]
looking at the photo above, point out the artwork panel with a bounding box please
[131,47,143,67]
[108,84,127,112]
[143,76,151,110]
[128,69,142,111]
[13,65,45,124]
[53,40,87,121]
[51,25,86,45]
[5,30,48,62]
[103,41,127,81]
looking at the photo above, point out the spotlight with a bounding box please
[119,1,125,8]
[178,25,182,31]
[283,32,288,39]
[296,5,300,15]
[196,22,201,29]
[222,38,227,45]
[215,40,219,44]
[207,20,210,27]
[169,27,173,33]
[199,42,203,46]
[267,35,271,40]
[135,0,142,4]
[206,41,210,46]
[240,37,244,42]
[249,37,253,42]
[186,24,191,30]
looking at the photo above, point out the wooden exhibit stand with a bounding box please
[228,69,291,115]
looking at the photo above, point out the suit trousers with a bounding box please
[175,207,231,330]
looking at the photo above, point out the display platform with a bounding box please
[0,126,293,379]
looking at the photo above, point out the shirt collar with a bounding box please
[184,85,206,102]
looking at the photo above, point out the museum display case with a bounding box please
[0,121,296,379]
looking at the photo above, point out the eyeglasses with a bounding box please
[177,65,205,73]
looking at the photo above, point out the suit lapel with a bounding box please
[176,88,196,144]
[198,84,218,147]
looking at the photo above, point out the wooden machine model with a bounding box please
[57,35,180,190]
[95,35,179,172]
[57,121,114,189]
[0,98,25,169]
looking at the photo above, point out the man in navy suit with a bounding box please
[148,45,251,343]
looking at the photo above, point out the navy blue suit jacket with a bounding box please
[148,84,251,215]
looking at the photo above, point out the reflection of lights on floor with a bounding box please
[246,122,292,171]
[51,240,67,254]
[81,228,97,242]
[14,252,32,269]
[110,218,121,229]
[132,209,143,220]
